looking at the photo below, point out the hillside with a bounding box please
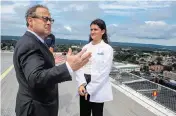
[1,35,176,52]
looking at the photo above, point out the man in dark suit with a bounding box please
[13,4,91,116]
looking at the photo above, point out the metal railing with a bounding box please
[110,71,176,113]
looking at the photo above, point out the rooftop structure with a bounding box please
[113,62,140,73]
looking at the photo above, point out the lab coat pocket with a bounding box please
[96,54,105,72]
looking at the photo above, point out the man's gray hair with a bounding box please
[25,4,48,27]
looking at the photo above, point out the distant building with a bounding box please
[149,65,164,72]
[138,57,147,64]
[143,53,151,56]
[163,56,173,66]
[163,71,176,80]
[113,62,140,73]
[71,45,80,48]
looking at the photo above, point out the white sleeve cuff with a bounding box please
[66,61,73,75]
[75,69,87,87]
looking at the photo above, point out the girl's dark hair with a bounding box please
[89,18,109,44]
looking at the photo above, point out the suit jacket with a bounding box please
[13,31,72,116]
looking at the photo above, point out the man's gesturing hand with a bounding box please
[66,48,91,71]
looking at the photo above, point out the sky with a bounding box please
[1,0,176,46]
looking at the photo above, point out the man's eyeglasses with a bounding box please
[32,15,54,24]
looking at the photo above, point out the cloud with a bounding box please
[1,1,176,46]
[64,25,72,32]
[1,4,15,14]
[107,20,176,42]
[99,1,171,10]
[145,21,167,26]
[1,1,31,36]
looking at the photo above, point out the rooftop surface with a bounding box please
[1,52,175,116]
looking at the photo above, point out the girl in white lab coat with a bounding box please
[75,19,113,116]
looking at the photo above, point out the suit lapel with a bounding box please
[25,31,49,50]
[24,31,55,65]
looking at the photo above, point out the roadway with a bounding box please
[1,52,158,116]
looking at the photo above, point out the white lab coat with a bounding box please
[75,40,113,103]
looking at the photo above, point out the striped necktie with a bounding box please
[44,41,49,48]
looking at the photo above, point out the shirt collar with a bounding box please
[27,29,45,43]
[90,39,104,46]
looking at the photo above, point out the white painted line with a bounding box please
[1,65,14,81]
